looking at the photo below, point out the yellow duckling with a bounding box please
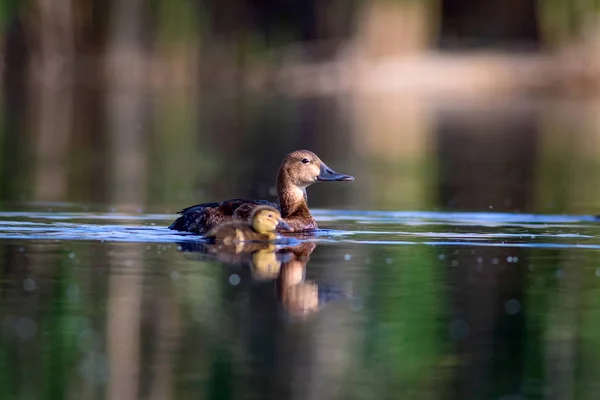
[203,205,292,245]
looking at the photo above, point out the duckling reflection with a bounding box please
[177,238,351,317]
[249,246,286,281]
[177,240,287,270]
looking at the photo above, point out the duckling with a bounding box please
[169,150,354,234]
[203,205,292,246]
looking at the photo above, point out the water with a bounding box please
[1,209,599,247]
[3,204,600,399]
[3,90,600,399]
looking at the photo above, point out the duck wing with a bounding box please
[168,198,279,234]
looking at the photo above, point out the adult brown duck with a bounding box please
[169,150,354,233]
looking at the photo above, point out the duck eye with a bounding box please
[268,214,273,218]
[301,158,309,164]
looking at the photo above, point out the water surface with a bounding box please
[2,205,600,400]
[3,90,600,399]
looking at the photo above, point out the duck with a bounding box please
[169,150,354,234]
[203,205,292,246]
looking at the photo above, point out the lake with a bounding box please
[1,88,600,399]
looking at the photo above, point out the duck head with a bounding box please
[251,206,293,234]
[277,150,354,190]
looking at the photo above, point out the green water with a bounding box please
[1,92,600,399]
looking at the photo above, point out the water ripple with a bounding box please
[0,210,597,248]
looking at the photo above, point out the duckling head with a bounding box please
[277,150,354,190]
[251,206,293,234]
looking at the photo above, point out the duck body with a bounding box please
[169,150,353,234]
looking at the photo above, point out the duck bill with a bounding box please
[316,162,354,182]
[277,220,293,232]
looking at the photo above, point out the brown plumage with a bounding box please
[203,205,292,246]
[169,150,354,234]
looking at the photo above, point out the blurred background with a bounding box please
[2,1,600,400]
[0,0,599,214]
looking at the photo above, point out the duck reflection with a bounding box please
[177,239,349,318]
[275,241,319,317]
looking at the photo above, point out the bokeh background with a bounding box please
[0,0,599,215]
[3,1,600,400]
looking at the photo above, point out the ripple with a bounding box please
[0,210,597,248]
